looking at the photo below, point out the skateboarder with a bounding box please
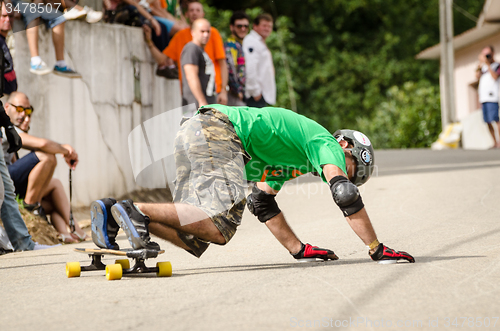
[92,105,415,263]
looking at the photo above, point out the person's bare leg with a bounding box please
[149,222,191,250]
[52,22,65,61]
[40,178,86,237]
[26,22,40,58]
[496,121,500,148]
[24,152,57,205]
[487,123,498,147]
[41,194,77,243]
[136,203,225,244]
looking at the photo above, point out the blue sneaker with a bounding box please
[111,200,160,250]
[53,65,82,78]
[30,61,52,75]
[91,198,120,249]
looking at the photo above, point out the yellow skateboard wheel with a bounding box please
[106,263,123,280]
[66,262,81,278]
[156,261,172,277]
[115,259,130,269]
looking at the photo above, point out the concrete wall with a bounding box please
[13,20,182,206]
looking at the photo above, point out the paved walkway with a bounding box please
[1,149,500,331]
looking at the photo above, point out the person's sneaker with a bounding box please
[111,200,160,250]
[63,6,87,20]
[369,243,415,264]
[22,200,48,222]
[33,242,61,250]
[53,65,82,78]
[292,243,339,262]
[30,61,52,75]
[85,6,103,23]
[91,198,120,250]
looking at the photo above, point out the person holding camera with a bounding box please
[476,45,500,148]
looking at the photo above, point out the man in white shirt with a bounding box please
[243,13,276,107]
[476,45,500,148]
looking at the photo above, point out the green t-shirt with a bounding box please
[202,105,346,190]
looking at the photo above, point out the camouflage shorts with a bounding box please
[173,108,250,245]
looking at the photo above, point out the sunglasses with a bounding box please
[10,104,34,116]
[235,24,249,29]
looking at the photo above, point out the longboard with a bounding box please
[66,247,172,280]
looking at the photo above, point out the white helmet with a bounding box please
[333,129,375,186]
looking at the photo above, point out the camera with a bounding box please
[486,54,492,59]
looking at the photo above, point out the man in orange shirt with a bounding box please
[144,1,228,105]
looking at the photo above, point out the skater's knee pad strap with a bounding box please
[329,176,364,216]
[177,231,210,258]
[246,185,281,223]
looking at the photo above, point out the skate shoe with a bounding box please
[91,198,120,249]
[111,199,160,250]
[292,243,339,262]
[370,243,415,263]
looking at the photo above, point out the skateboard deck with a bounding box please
[67,247,172,280]
[74,247,165,257]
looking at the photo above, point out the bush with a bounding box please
[357,81,441,149]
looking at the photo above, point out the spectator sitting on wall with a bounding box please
[60,0,104,24]
[2,92,88,243]
[9,0,80,77]
[148,0,188,37]
[103,0,170,52]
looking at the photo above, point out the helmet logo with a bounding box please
[354,131,371,146]
[360,148,372,165]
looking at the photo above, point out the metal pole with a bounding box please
[439,0,456,130]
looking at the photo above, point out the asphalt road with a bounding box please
[1,149,500,331]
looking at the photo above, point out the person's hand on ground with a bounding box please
[369,243,415,263]
[292,243,339,261]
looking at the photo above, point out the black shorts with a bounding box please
[8,151,40,198]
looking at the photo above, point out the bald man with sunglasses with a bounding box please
[2,92,87,243]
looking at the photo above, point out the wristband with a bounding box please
[368,239,380,250]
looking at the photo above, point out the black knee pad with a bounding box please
[246,185,281,223]
[329,176,364,216]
